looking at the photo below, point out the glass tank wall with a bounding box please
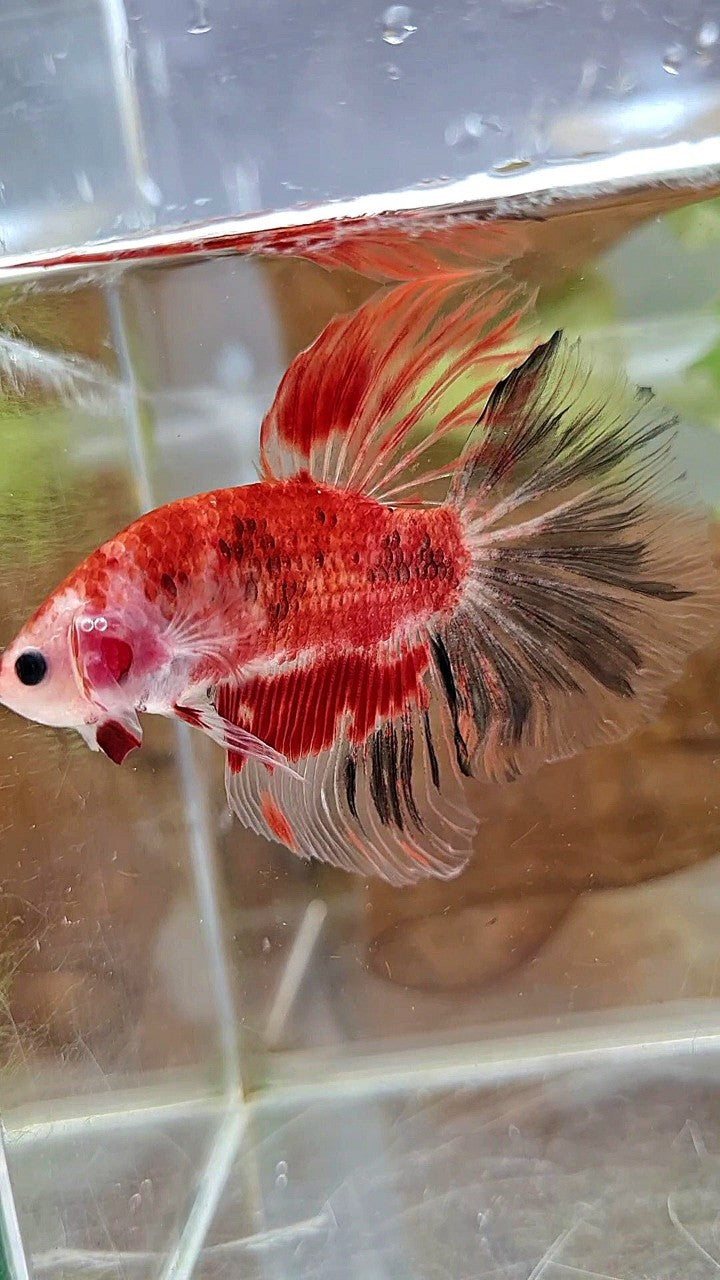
[0,2,720,1279]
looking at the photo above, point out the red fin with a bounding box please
[217,644,430,765]
[429,331,720,781]
[260,274,531,503]
[261,791,298,851]
[215,643,478,886]
[96,718,141,765]
[298,216,528,281]
[174,699,296,773]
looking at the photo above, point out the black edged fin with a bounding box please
[438,330,719,781]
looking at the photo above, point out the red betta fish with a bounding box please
[0,275,716,885]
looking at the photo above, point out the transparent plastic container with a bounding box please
[2,3,720,1278]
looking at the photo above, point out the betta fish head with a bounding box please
[0,587,144,764]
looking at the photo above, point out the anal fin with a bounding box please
[212,645,479,886]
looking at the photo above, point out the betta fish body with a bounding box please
[0,275,715,884]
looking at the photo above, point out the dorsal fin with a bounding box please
[260,273,532,504]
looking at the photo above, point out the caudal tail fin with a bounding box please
[432,330,719,784]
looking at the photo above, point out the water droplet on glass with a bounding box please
[75,171,94,203]
[275,1159,288,1188]
[607,61,637,96]
[386,61,401,80]
[381,5,416,45]
[578,58,599,96]
[662,42,684,74]
[492,156,533,175]
[261,935,272,953]
[695,18,719,61]
[188,0,211,34]
[444,112,485,149]
[503,0,548,14]
[137,176,162,207]
[129,1193,142,1213]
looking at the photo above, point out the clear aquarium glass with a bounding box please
[1,2,720,1279]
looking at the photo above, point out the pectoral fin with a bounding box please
[77,709,143,765]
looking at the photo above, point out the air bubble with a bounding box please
[607,61,637,96]
[275,1159,288,1188]
[662,43,684,74]
[695,18,719,61]
[137,176,162,207]
[578,58,599,96]
[444,112,485,149]
[79,618,94,633]
[381,5,416,45]
[188,0,211,34]
[94,617,108,633]
[492,156,533,175]
[75,171,94,203]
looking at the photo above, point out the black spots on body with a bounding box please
[369,529,431,587]
[245,577,259,604]
[233,517,245,538]
[270,581,292,624]
[161,572,177,598]
[316,508,326,525]
[315,551,325,569]
[218,538,232,561]
[266,553,282,576]
[260,532,276,553]
[177,570,189,588]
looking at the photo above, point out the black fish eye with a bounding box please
[15,650,48,686]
